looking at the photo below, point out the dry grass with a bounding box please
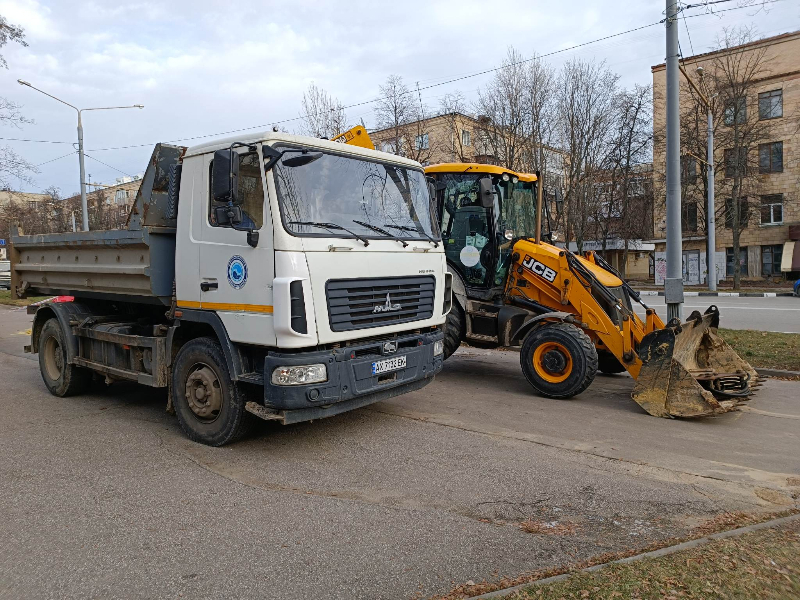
[717,328,800,372]
[0,290,48,307]
[509,518,800,599]
[432,509,799,600]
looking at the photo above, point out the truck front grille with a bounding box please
[326,276,435,332]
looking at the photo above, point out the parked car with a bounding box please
[794,279,800,297]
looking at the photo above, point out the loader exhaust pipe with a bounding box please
[534,171,543,245]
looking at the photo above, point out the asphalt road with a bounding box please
[632,294,800,333]
[1,305,798,600]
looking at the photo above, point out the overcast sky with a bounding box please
[0,0,796,195]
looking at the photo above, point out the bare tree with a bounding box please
[1,14,36,191]
[299,82,349,139]
[521,55,557,178]
[553,58,619,251]
[438,92,473,163]
[594,85,653,273]
[374,75,437,163]
[710,26,773,288]
[473,47,529,172]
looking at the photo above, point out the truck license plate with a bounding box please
[372,355,406,375]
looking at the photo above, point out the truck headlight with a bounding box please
[433,340,444,356]
[271,364,327,386]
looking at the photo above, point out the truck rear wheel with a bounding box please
[38,318,91,397]
[520,322,598,399]
[442,302,464,360]
[172,337,252,446]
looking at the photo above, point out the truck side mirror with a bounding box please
[212,149,239,204]
[478,177,494,208]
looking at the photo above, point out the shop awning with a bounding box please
[781,241,799,272]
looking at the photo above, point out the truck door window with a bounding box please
[208,151,264,229]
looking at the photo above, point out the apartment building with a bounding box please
[651,30,800,284]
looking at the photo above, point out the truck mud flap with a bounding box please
[632,306,758,418]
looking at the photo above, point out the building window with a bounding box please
[681,201,698,233]
[381,141,393,154]
[681,155,697,184]
[726,247,748,277]
[723,97,746,126]
[724,147,747,178]
[761,244,783,276]
[461,130,471,147]
[415,133,429,150]
[760,194,783,225]
[724,197,749,229]
[758,89,783,120]
[758,141,783,173]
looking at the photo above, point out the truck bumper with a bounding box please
[261,329,443,421]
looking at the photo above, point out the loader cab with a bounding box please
[427,166,538,295]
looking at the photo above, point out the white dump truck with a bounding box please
[11,131,451,445]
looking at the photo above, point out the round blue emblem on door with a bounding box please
[227,255,248,289]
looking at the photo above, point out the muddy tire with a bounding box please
[38,318,91,397]
[172,337,252,446]
[520,322,598,399]
[597,349,627,374]
[442,301,465,360]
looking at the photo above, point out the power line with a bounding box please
[83,152,135,178]
[6,0,786,153]
[35,151,77,167]
[0,136,71,144]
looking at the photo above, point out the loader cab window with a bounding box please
[435,173,537,289]
[209,151,264,229]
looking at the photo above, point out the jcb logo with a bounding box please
[522,255,557,283]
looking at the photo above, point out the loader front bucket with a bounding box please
[631,306,758,418]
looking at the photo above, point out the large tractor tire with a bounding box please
[442,302,465,360]
[520,322,598,399]
[597,349,627,374]
[172,337,253,446]
[38,318,91,397]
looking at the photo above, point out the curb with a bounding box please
[637,290,794,297]
[756,367,800,378]
[471,512,800,599]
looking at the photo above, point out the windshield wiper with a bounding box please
[289,221,369,246]
[352,220,408,247]
[384,224,439,248]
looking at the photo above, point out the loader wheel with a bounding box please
[38,318,91,397]
[442,301,465,360]
[172,337,252,446]
[597,350,627,374]
[520,322,598,399]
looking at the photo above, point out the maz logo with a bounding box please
[373,293,402,313]
[522,255,557,283]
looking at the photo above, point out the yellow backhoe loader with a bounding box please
[423,162,758,418]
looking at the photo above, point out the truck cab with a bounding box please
[13,133,450,445]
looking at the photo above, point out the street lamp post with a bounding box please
[17,80,142,231]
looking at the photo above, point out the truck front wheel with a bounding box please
[172,337,252,446]
[38,318,90,397]
[520,322,598,399]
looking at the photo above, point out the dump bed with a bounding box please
[10,143,185,305]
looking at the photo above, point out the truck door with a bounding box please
[195,148,276,345]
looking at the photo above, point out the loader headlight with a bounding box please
[271,364,327,386]
[433,340,444,356]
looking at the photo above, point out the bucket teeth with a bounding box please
[632,308,758,418]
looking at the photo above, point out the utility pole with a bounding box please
[664,0,683,322]
[679,64,716,291]
[706,103,715,290]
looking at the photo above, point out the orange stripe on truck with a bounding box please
[177,301,273,314]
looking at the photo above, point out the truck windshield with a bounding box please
[272,148,440,241]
